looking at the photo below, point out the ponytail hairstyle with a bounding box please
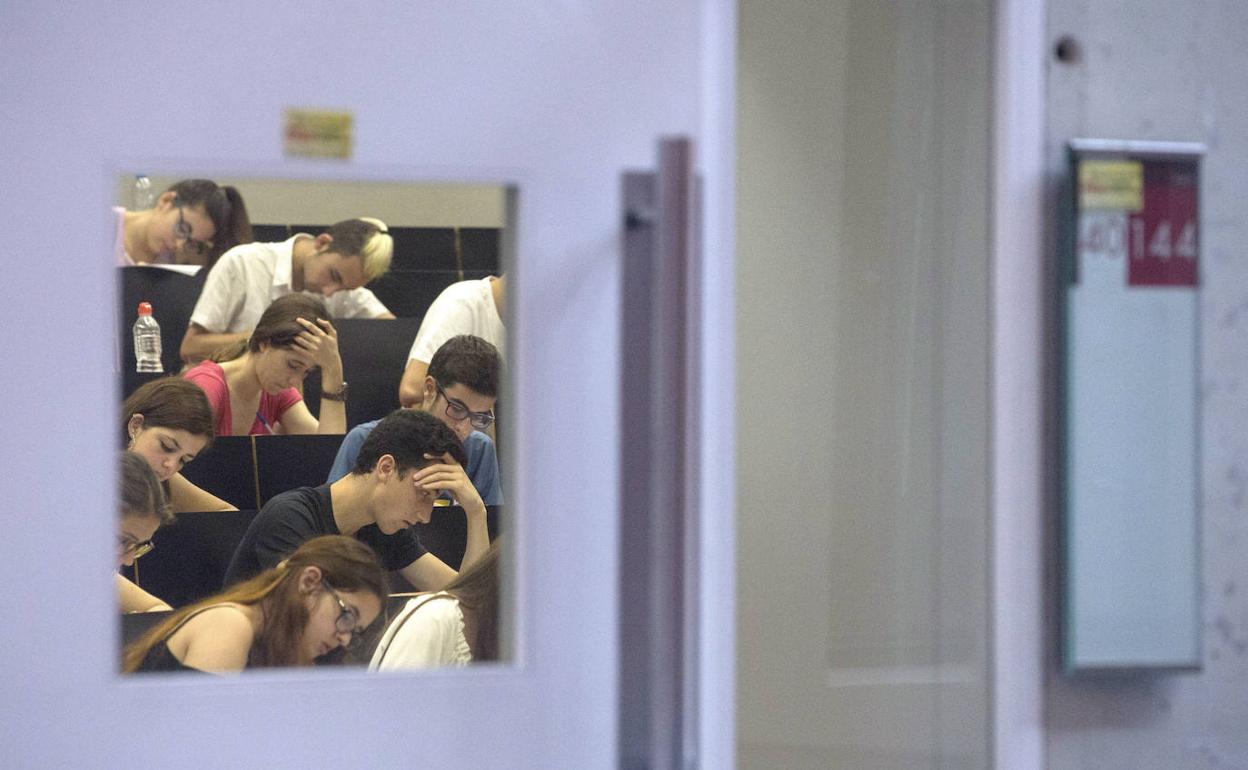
[121,377,215,450]
[119,450,173,525]
[322,217,393,281]
[122,535,386,672]
[208,294,331,363]
[165,179,254,267]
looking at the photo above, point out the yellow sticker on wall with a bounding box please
[283,108,354,159]
[1078,160,1143,211]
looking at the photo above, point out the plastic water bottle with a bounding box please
[133,174,154,210]
[133,302,163,373]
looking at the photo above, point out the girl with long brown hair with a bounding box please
[122,535,386,673]
[183,294,347,436]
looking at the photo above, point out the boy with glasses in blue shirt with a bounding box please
[326,335,502,506]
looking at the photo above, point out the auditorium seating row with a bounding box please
[118,222,500,409]
[125,504,502,610]
[121,307,419,429]
[251,223,500,320]
[121,590,448,665]
[179,434,341,510]
[123,432,500,607]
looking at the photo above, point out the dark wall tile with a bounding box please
[459,227,501,272]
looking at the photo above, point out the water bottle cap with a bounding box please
[137,302,153,316]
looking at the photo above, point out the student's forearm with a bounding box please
[117,574,172,613]
[316,365,347,434]
[315,399,346,434]
[169,473,237,512]
[398,360,429,408]
[459,506,489,573]
[316,364,346,434]
[181,329,248,364]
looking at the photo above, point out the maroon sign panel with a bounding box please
[1128,160,1199,287]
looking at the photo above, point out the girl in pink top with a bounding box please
[184,294,347,436]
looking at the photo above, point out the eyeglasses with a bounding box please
[118,535,154,561]
[174,203,214,256]
[324,583,367,645]
[435,381,495,430]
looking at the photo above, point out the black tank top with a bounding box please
[132,603,244,673]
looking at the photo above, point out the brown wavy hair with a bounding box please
[447,539,501,661]
[122,535,385,673]
[378,539,502,665]
[121,377,215,449]
[119,450,173,525]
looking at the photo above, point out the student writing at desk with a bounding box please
[123,377,234,512]
[115,178,252,268]
[183,295,346,436]
[180,217,393,364]
[225,410,488,593]
[116,451,175,613]
[327,334,503,506]
[123,536,384,674]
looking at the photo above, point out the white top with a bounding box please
[407,277,505,363]
[189,235,390,333]
[369,593,472,670]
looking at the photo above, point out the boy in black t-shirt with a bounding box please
[225,410,486,590]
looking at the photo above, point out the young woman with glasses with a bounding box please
[115,178,253,268]
[183,294,347,436]
[116,451,176,613]
[122,535,385,674]
[123,377,235,512]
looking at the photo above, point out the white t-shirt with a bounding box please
[406,277,505,363]
[189,235,390,333]
[369,593,472,670]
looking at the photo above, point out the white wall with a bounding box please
[1045,1,1248,767]
[0,2,735,767]
[125,176,507,227]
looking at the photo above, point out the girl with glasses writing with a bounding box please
[116,451,175,613]
[115,178,253,268]
[122,535,385,674]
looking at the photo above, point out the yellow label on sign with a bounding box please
[283,108,354,159]
[1078,160,1143,211]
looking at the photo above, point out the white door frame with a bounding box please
[990,0,1047,767]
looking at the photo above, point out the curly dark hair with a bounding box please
[351,409,468,476]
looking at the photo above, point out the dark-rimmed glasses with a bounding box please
[174,203,214,256]
[118,535,154,561]
[324,583,367,644]
[435,380,495,430]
